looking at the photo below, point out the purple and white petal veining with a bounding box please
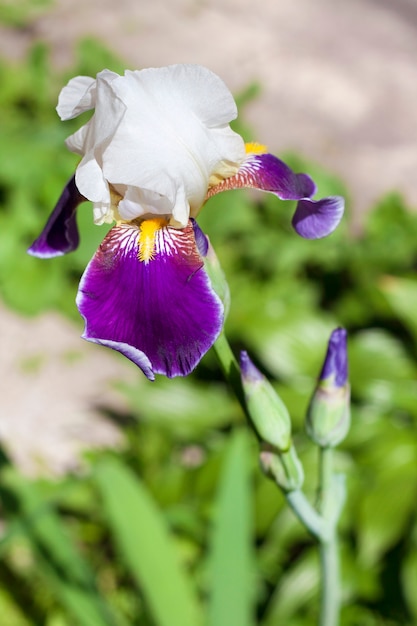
[76,220,224,379]
[28,176,85,258]
[207,152,317,201]
[292,196,345,239]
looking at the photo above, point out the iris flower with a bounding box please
[28,64,344,380]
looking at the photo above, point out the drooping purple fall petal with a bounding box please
[28,176,85,258]
[292,196,345,239]
[76,219,224,379]
[207,152,344,239]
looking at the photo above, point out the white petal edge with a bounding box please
[56,76,96,120]
[75,155,109,205]
[121,64,239,127]
[56,70,121,121]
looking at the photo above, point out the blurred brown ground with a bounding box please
[1,0,416,474]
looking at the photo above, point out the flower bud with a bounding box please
[260,444,304,492]
[306,328,350,448]
[240,351,292,452]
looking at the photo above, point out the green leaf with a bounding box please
[349,329,417,413]
[52,586,117,626]
[0,587,32,626]
[0,468,121,626]
[356,427,417,565]
[0,0,53,28]
[402,539,417,620]
[95,456,203,626]
[255,314,336,382]
[207,429,255,626]
[119,376,239,436]
[263,547,319,625]
[379,275,417,344]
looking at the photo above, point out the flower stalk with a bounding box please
[213,332,247,414]
[319,447,340,626]
[213,329,349,626]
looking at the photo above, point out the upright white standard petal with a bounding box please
[58,64,246,227]
[61,70,127,223]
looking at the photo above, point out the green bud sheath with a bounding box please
[306,384,351,447]
[240,351,292,452]
[260,444,304,491]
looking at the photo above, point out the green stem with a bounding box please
[318,447,340,626]
[318,447,333,518]
[213,332,247,415]
[213,332,344,625]
[285,489,328,541]
[319,533,340,626]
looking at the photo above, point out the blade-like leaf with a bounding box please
[264,547,319,625]
[402,541,417,620]
[95,456,203,626]
[207,429,254,626]
[0,468,121,626]
[379,275,417,343]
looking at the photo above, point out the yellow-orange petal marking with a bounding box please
[138,217,169,262]
[245,142,268,155]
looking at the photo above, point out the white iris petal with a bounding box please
[56,75,96,120]
[118,187,175,222]
[57,64,245,227]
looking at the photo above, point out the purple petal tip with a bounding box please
[320,327,348,387]
[82,336,155,381]
[240,350,263,383]
[292,195,345,239]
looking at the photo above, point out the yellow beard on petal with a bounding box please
[245,142,268,155]
[137,217,169,262]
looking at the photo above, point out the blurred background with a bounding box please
[1,1,417,624]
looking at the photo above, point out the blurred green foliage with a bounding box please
[1,18,417,626]
[0,0,52,27]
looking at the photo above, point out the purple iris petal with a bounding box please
[320,327,348,387]
[86,338,155,381]
[191,218,209,256]
[207,153,317,201]
[28,175,85,258]
[292,196,345,239]
[207,152,344,240]
[76,220,224,379]
[240,153,317,200]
